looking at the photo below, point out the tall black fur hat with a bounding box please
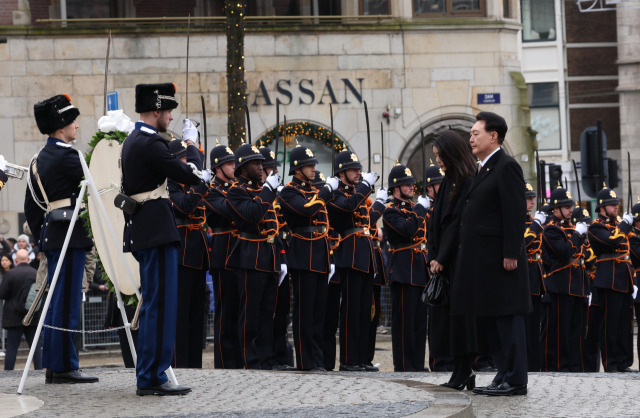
[135,83,179,113]
[259,146,281,169]
[289,145,319,175]
[334,150,362,174]
[34,94,80,135]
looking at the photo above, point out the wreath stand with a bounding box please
[17,150,179,394]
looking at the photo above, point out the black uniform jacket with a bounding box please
[383,197,428,286]
[588,215,635,293]
[225,175,285,272]
[327,181,376,274]
[525,214,545,295]
[24,137,92,251]
[628,227,640,302]
[169,170,211,270]
[278,176,333,273]
[204,177,237,271]
[453,148,531,317]
[0,263,38,328]
[541,217,587,297]
[121,122,201,252]
[369,198,387,285]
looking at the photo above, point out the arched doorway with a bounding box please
[255,121,348,184]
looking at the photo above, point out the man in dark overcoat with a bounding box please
[456,112,531,396]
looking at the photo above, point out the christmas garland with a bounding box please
[80,129,138,305]
[255,121,348,152]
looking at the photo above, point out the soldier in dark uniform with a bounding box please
[203,142,241,369]
[167,136,212,369]
[278,145,335,370]
[23,94,97,384]
[260,146,293,369]
[627,199,640,370]
[121,83,202,395]
[383,164,429,372]
[327,150,379,371]
[424,162,443,201]
[226,144,285,369]
[540,187,588,372]
[587,185,637,372]
[523,183,545,372]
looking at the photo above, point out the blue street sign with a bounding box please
[478,93,500,104]
[107,91,119,111]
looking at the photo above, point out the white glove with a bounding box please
[187,162,202,178]
[201,169,212,183]
[264,172,281,191]
[278,264,288,286]
[417,195,430,209]
[633,285,638,300]
[534,211,547,225]
[622,212,634,225]
[182,119,199,143]
[376,188,388,203]
[588,293,592,306]
[325,177,340,192]
[0,155,7,171]
[328,264,335,284]
[362,172,378,188]
[575,222,588,235]
[277,185,284,193]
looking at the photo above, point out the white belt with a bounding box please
[49,198,72,210]
[130,179,169,203]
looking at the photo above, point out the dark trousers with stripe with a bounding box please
[291,269,328,370]
[236,269,277,369]
[367,284,382,365]
[524,294,541,372]
[133,243,179,388]
[322,280,341,370]
[272,275,292,367]
[339,268,373,366]
[540,293,584,372]
[390,282,428,371]
[43,248,85,373]
[582,302,603,372]
[212,268,242,369]
[600,289,632,372]
[619,295,635,370]
[478,314,528,386]
[173,265,206,368]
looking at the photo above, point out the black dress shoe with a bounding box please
[339,363,365,372]
[472,380,500,395]
[483,382,527,396]
[363,363,379,372]
[49,369,99,384]
[136,381,192,396]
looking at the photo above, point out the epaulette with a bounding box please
[54,142,72,148]
[140,126,157,136]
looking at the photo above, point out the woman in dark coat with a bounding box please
[427,130,478,390]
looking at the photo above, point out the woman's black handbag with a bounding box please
[421,273,449,307]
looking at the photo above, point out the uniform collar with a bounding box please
[47,137,72,148]
[598,213,616,224]
[135,121,157,135]
[394,197,410,207]
[214,176,232,188]
[236,175,258,186]
[292,176,311,189]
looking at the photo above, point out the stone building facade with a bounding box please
[0,0,532,238]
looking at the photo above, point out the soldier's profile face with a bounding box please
[602,204,619,218]
[220,161,235,179]
[400,184,414,199]
[245,160,263,182]
[344,168,361,185]
[157,109,173,132]
[60,120,79,143]
[526,197,535,211]
[299,164,316,181]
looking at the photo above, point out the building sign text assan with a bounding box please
[249,78,364,106]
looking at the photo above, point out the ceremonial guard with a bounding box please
[523,184,545,371]
[121,83,201,395]
[203,143,241,369]
[167,134,211,369]
[587,185,637,372]
[383,164,429,372]
[424,162,444,201]
[327,150,379,371]
[260,146,292,369]
[627,200,640,370]
[24,94,97,384]
[278,145,335,371]
[226,144,285,370]
[540,187,588,372]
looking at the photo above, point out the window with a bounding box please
[361,0,390,15]
[528,83,561,151]
[521,0,556,41]
[413,0,486,17]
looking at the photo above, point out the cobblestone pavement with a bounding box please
[2,367,640,417]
